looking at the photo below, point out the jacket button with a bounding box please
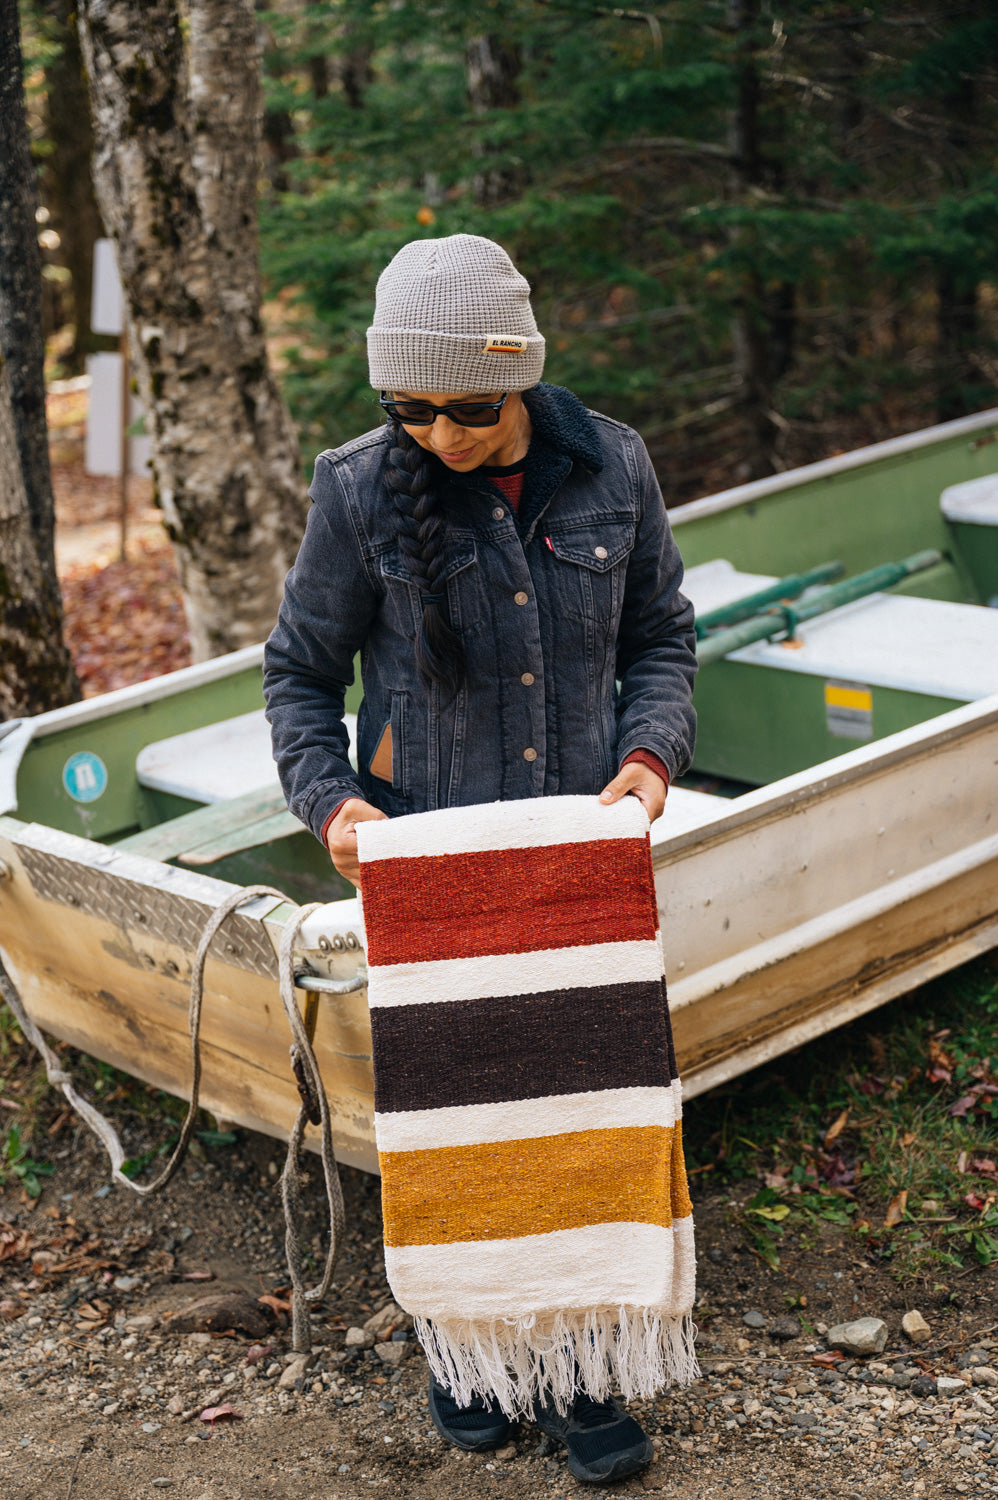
[520,672,535,686]
[594,545,608,559]
[492,506,505,520]
[523,747,538,762]
[513,591,529,605]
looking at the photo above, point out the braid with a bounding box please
[385,421,465,696]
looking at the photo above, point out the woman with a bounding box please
[264,233,697,1484]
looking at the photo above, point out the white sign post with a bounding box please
[85,238,152,559]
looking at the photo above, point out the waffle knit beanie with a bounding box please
[367,234,545,394]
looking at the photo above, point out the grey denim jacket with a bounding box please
[263,383,697,841]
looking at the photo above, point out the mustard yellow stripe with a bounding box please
[380,1125,675,1247]
[824,684,872,712]
[669,1124,693,1222]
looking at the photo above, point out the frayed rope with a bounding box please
[414,1307,699,1420]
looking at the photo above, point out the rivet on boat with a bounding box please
[225,942,241,957]
[133,910,146,923]
[332,936,345,952]
[318,936,332,952]
[140,953,155,968]
[0,860,11,883]
[346,933,359,950]
[165,960,179,976]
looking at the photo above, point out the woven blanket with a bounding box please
[356,794,697,1417]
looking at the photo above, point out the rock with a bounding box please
[165,1292,273,1340]
[736,1338,751,1353]
[936,1376,967,1397]
[0,1299,25,1321]
[910,1375,937,1397]
[901,1310,931,1346]
[742,1310,766,1329]
[113,1275,141,1292]
[495,1443,516,1461]
[151,1482,174,1490]
[102,1401,121,1415]
[768,1316,800,1343]
[278,1355,312,1390]
[825,1318,888,1357]
[375,1340,409,1367]
[363,1301,409,1337]
[345,1326,376,1349]
[124,1314,157,1334]
[972,1366,998,1387]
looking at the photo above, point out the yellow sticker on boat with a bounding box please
[825,684,872,712]
[825,680,873,741]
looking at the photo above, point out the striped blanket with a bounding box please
[356,795,697,1418]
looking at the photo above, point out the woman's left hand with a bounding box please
[599,763,668,823]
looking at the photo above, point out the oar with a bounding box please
[694,561,844,638]
[696,550,943,665]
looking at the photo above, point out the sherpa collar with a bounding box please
[441,381,604,538]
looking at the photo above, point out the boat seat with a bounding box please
[683,559,780,617]
[724,591,998,706]
[118,708,357,866]
[940,473,998,528]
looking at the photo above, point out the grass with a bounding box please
[2,950,998,1283]
[684,953,998,1282]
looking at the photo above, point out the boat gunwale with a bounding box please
[650,689,998,864]
[670,404,998,526]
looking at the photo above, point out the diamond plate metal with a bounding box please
[17,843,279,980]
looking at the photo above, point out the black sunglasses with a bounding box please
[379,392,508,428]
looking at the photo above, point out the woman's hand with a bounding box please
[599,763,668,824]
[324,798,388,886]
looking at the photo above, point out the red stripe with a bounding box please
[361,836,657,966]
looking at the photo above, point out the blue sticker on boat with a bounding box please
[62,751,108,803]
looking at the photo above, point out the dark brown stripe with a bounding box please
[371,980,674,1115]
[361,836,657,966]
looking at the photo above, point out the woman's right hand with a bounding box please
[324,798,389,886]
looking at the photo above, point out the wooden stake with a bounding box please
[119,328,129,561]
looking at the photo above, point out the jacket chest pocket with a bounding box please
[545,523,634,621]
[379,538,481,632]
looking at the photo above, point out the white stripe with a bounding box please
[367,938,664,1005]
[375,1080,683,1153]
[385,1217,695,1323]
[357,793,648,863]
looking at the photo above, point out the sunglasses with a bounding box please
[379,392,508,428]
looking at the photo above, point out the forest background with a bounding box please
[6,0,998,705]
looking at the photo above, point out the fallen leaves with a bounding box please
[824,1108,849,1147]
[884,1189,908,1227]
[199,1403,242,1430]
[60,539,191,698]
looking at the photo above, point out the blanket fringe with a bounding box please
[414,1307,699,1420]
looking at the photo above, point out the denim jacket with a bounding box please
[263,383,697,841]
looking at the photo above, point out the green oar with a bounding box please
[696,550,943,665]
[694,561,844,638]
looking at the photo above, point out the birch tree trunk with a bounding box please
[0,0,81,716]
[466,35,524,208]
[77,0,307,660]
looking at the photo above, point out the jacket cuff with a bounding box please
[621,748,671,787]
[301,778,366,844]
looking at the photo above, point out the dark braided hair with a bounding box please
[384,420,465,697]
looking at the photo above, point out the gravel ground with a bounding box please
[2,1117,998,1499]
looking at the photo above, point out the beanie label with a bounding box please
[482,334,528,355]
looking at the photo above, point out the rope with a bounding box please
[0,884,346,1354]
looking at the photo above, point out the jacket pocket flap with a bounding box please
[379,539,477,584]
[548,524,634,572]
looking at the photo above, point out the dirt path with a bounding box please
[2,1109,996,1500]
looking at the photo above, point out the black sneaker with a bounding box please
[533,1389,654,1484]
[427,1376,515,1453]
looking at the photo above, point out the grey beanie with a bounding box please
[367,233,545,393]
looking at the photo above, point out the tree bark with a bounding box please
[38,0,106,373]
[77,0,307,660]
[0,351,81,717]
[466,35,524,208]
[0,0,59,594]
[726,0,780,480]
